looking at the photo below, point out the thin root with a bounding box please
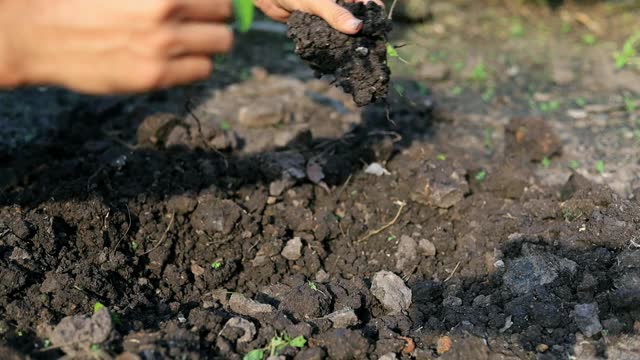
[444,261,461,282]
[357,201,406,243]
[139,213,175,256]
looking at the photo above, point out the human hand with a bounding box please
[0,0,234,94]
[255,0,385,34]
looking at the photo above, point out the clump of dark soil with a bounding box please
[286,1,392,106]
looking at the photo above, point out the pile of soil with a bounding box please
[1,72,639,359]
[287,1,392,107]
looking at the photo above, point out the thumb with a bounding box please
[305,0,363,34]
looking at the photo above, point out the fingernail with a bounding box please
[348,19,363,31]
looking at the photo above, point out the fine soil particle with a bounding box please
[287,1,392,106]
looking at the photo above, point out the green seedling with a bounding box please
[568,160,581,170]
[575,97,586,107]
[541,157,551,168]
[308,281,318,291]
[386,43,409,64]
[436,154,447,161]
[582,34,597,46]
[220,121,232,131]
[613,32,640,69]
[510,19,525,38]
[471,63,488,82]
[211,261,222,270]
[94,302,121,325]
[233,0,254,33]
[475,170,487,182]
[387,234,397,241]
[561,22,572,34]
[482,87,495,102]
[596,160,605,174]
[450,86,463,96]
[244,334,307,360]
[130,241,139,252]
[539,100,560,113]
[43,339,51,348]
[625,97,638,113]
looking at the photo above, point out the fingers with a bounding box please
[170,23,233,56]
[254,0,290,22]
[164,0,233,22]
[157,56,213,88]
[299,0,363,34]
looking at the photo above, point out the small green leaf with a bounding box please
[386,43,399,57]
[308,282,318,291]
[243,349,264,360]
[436,154,447,161]
[211,262,222,270]
[475,170,487,182]
[93,302,105,314]
[568,160,580,170]
[596,160,605,174]
[541,157,551,168]
[289,336,307,348]
[233,0,255,33]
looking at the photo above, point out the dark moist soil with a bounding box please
[1,18,640,360]
[287,1,392,107]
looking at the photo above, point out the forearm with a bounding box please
[0,0,27,88]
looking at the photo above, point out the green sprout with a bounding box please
[596,160,605,174]
[582,34,597,46]
[450,86,464,96]
[481,87,495,102]
[386,43,408,64]
[625,97,638,113]
[387,234,397,241]
[561,22,572,34]
[613,32,640,69]
[211,261,222,270]
[244,334,307,360]
[436,154,447,161]
[575,97,586,107]
[130,241,139,252]
[93,302,121,325]
[94,302,106,314]
[43,339,51,348]
[219,121,232,131]
[483,128,494,151]
[568,160,581,170]
[471,63,488,82]
[475,170,487,182]
[308,282,318,291]
[541,157,551,168]
[510,19,524,38]
[233,0,254,33]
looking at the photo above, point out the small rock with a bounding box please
[364,162,390,176]
[237,101,284,128]
[371,271,412,314]
[49,309,113,353]
[602,318,625,335]
[294,347,327,360]
[378,353,398,360]
[418,238,436,256]
[326,308,359,328]
[567,109,588,119]
[503,253,577,295]
[166,194,197,215]
[269,177,295,197]
[395,235,418,271]
[412,162,468,209]
[190,263,205,277]
[228,294,275,317]
[418,63,450,81]
[281,237,303,261]
[136,113,179,146]
[316,269,330,283]
[443,295,462,307]
[191,194,242,236]
[574,303,603,337]
[267,196,278,205]
[536,344,549,353]
[436,336,453,355]
[505,117,562,162]
[224,317,256,343]
[472,295,491,308]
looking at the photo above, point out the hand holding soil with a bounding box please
[256,0,385,34]
[0,0,234,94]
